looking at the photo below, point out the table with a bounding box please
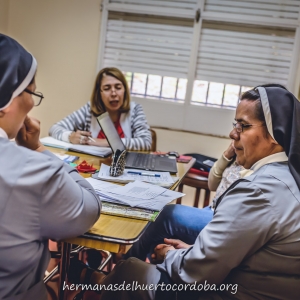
[47,147,195,299]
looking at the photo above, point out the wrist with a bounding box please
[164,248,172,260]
[35,142,46,152]
[68,132,74,144]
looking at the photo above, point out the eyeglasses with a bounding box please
[24,89,44,106]
[232,122,265,133]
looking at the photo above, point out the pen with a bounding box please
[88,136,96,143]
[128,171,161,177]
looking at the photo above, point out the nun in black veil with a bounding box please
[96,84,300,300]
[0,34,101,299]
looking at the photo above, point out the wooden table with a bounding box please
[47,147,195,299]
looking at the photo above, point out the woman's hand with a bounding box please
[69,130,91,144]
[87,138,109,147]
[151,244,175,263]
[151,238,191,263]
[16,116,45,151]
[163,238,191,249]
[224,141,236,160]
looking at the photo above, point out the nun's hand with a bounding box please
[163,238,191,249]
[224,140,236,160]
[151,244,175,263]
[16,116,45,151]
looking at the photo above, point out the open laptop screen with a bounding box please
[96,112,126,153]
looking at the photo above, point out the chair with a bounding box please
[150,128,157,152]
[177,173,211,208]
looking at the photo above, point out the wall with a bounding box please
[6,0,102,137]
[0,0,9,34]
[4,0,231,155]
[154,128,230,158]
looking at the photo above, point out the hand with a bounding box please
[151,244,175,263]
[223,141,235,160]
[69,130,91,145]
[163,238,191,249]
[16,116,45,151]
[87,138,109,147]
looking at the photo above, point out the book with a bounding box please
[40,136,112,157]
[101,202,160,221]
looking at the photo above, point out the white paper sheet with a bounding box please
[86,178,185,210]
[97,164,176,187]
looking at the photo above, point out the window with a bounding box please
[98,0,300,136]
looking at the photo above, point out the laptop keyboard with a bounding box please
[132,154,155,169]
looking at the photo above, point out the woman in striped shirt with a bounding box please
[49,67,152,151]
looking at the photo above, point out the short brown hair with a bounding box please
[90,67,131,116]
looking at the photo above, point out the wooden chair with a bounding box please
[177,173,211,208]
[150,128,157,152]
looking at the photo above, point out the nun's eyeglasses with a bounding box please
[24,89,44,106]
[232,122,265,133]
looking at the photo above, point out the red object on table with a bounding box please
[188,168,209,178]
[76,160,97,173]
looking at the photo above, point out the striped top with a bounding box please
[49,101,152,151]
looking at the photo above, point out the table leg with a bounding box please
[58,242,71,300]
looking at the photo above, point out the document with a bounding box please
[101,202,160,221]
[86,178,185,212]
[109,181,166,200]
[54,153,78,163]
[40,136,112,157]
[96,164,177,187]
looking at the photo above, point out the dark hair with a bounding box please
[90,67,130,116]
[240,89,265,123]
[240,84,287,123]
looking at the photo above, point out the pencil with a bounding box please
[88,136,96,143]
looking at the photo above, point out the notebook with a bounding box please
[96,112,177,173]
[40,136,112,157]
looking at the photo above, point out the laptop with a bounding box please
[97,112,178,173]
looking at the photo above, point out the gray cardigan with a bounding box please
[158,162,300,299]
[0,138,101,299]
[49,101,152,151]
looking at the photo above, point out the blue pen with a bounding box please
[128,171,161,177]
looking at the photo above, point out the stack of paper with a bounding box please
[86,178,184,212]
[95,164,178,188]
[100,202,160,221]
[54,153,78,163]
[40,136,112,157]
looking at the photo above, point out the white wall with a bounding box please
[6,0,102,137]
[4,0,231,155]
[154,128,230,158]
[0,0,9,34]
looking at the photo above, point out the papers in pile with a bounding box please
[86,178,185,211]
[97,164,178,188]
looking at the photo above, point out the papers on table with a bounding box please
[100,202,160,221]
[97,164,177,188]
[40,136,112,157]
[54,153,78,163]
[86,178,185,211]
